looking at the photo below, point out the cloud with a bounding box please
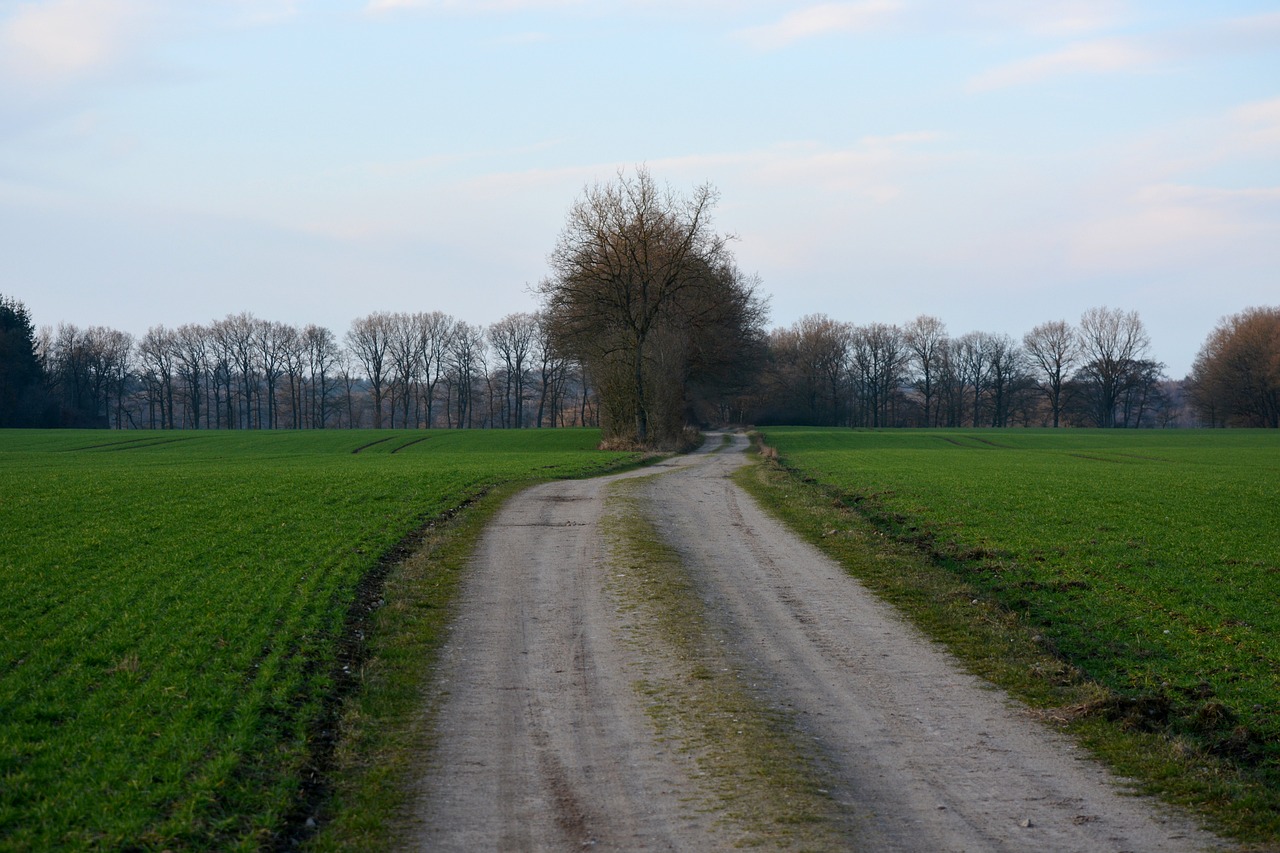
[963,0,1127,37]
[1228,96,1280,151]
[732,1,901,50]
[224,0,302,27]
[1070,183,1280,271]
[366,0,582,13]
[966,37,1155,91]
[0,0,156,87]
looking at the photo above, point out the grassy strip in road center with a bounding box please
[602,477,851,850]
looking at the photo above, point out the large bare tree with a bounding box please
[540,167,764,446]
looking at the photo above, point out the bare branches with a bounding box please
[540,167,764,446]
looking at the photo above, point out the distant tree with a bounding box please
[174,323,210,429]
[766,314,851,426]
[1022,320,1078,427]
[489,312,538,428]
[279,324,308,429]
[539,167,765,447]
[850,322,908,428]
[414,311,456,429]
[955,332,993,427]
[1188,306,1280,428]
[386,312,421,429]
[138,326,178,428]
[904,315,947,427]
[346,312,394,429]
[302,324,340,429]
[218,313,260,429]
[1076,307,1155,427]
[255,320,296,429]
[445,321,485,428]
[0,294,49,427]
[531,309,569,428]
[46,324,129,427]
[984,333,1025,428]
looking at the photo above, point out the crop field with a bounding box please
[756,427,1280,824]
[0,429,640,851]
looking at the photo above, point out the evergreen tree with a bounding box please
[0,294,49,427]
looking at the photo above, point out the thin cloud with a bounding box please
[732,1,902,50]
[0,0,155,86]
[968,11,1280,93]
[966,37,1156,92]
[366,0,583,13]
[1070,182,1280,271]
[964,0,1127,37]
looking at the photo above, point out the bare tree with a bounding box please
[414,311,456,428]
[1076,307,1153,428]
[489,312,538,428]
[1022,320,1078,428]
[905,315,948,427]
[386,312,421,429]
[531,310,568,428]
[255,320,295,429]
[218,313,259,429]
[850,322,908,428]
[137,326,179,428]
[764,314,851,425]
[346,312,394,429]
[984,333,1024,428]
[302,324,340,429]
[540,167,762,447]
[173,324,209,428]
[446,322,485,428]
[280,324,307,429]
[954,332,993,427]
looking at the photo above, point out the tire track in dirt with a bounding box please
[405,434,1231,852]
[405,454,719,851]
[637,433,1230,853]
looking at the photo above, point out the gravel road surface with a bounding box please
[406,433,1228,852]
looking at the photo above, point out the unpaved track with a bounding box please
[406,434,1229,852]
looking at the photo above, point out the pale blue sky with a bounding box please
[3,0,1278,377]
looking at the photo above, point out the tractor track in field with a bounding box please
[405,433,1230,851]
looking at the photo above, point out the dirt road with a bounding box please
[406,434,1228,851]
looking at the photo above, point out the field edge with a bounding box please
[735,433,1277,847]
[301,456,664,851]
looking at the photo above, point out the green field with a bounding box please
[756,427,1280,830]
[0,429,640,851]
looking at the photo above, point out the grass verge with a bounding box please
[307,453,663,850]
[602,477,850,850]
[300,482,517,851]
[736,434,1279,847]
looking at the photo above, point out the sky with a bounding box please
[2,0,1278,378]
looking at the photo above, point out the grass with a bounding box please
[742,427,1280,844]
[0,429,642,852]
[602,477,849,849]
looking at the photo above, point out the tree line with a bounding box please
[0,300,594,431]
[752,307,1175,429]
[3,171,1276,437]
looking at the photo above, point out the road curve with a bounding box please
[404,433,1228,852]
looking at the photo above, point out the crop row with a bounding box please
[0,429,639,850]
